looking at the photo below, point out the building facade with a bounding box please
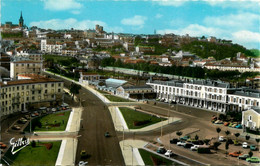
[10,60,43,80]
[147,79,260,113]
[0,78,64,116]
[242,107,260,132]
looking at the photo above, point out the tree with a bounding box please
[245,135,250,141]
[248,151,253,158]
[31,140,36,147]
[176,131,183,139]
[225,142,229,157]
[70,83,81,100]
[234,133,240,141]
[255,138,259,151]
[213,142,221,150]
[195,134,199,141]
[216,127,221,138]
[225,130,231,139]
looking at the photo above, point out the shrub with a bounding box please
[31,140,36,147]
[133,120,151,126]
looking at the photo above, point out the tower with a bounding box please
[19,11,24,27]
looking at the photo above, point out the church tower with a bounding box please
[19,11,24,27]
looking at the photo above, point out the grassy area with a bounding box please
[24,111,71,132]
[47,69,79,81]
[138,149,178,166]
[96,89,110,94]
[105,95,132,102]
[119,107,165,129]
[3,141,61,166]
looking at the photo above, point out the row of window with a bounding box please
[155,85,224,94]
[229,96,259,106]
[1,94,56,107]
[1,83,62,93]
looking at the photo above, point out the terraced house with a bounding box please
[0,77,64,116]
[147,79,260,113]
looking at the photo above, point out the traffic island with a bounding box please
[109,106,181,132]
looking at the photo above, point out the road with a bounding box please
[46,74,125,166]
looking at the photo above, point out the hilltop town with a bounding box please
[0,11,260,166]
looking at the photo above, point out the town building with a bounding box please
[242,106,260,133]
[97,78,132,94]
[116,85,155,100]
[0,77,64,116]
[147,79,260,113]
[79,72,101,86]
[10,60,43,80]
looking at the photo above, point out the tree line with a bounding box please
[101,57,259,81]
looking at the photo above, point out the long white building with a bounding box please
[147,79,260,113]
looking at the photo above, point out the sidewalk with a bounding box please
[28,106,82,166]
[120,140,146,166]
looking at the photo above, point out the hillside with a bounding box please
[250,49,260,57]
[181,41,255,60]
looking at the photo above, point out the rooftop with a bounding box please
[0,77,62,87]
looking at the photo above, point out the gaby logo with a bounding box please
[9,137,30,155]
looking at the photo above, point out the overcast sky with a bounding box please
[1,0,260,49]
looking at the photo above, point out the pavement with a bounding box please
[109,106,182,132]
[119,140,146,166]
[28,107,83,166]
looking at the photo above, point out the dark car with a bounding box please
[170,138,179,144]
[184,143,193,148]
[156,147,166,154]
[104,132,110,137]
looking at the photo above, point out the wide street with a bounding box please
[44,73,259,165]
[48,74,125,166]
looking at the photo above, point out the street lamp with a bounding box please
[124,145,133,166]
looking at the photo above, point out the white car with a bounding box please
[78,161,88,166]
[219,136,225,142]
[190,145,199,151]
[242,142,248,148]
[177,141,186,146]
[52,108,57,112]
[164,150,173,157]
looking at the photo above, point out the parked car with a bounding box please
[238,154,249,160]
[164,150,173,157]
[184,143,193,148]
[34,111,39,116]
[250,144,257,151]
[219,136,226,142]
[214,120,223,124]
[156,147,166,154]
[52,108,57,112]
[12,125,20,130]
[0,142,7,149]
[228,123,233,127]
[31,113,36,117]
[180,135,190,141]
[170,138,179,144]
[190,145,200,151]
[224,122,230,126]
[235,124,242,129]
[24,115,30,120]
[246,157,260,163]
[242,142,248,148]
[177,141,186,146]
[231,123,237,128]
[104,132,110,137]
[229,151,242,157]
